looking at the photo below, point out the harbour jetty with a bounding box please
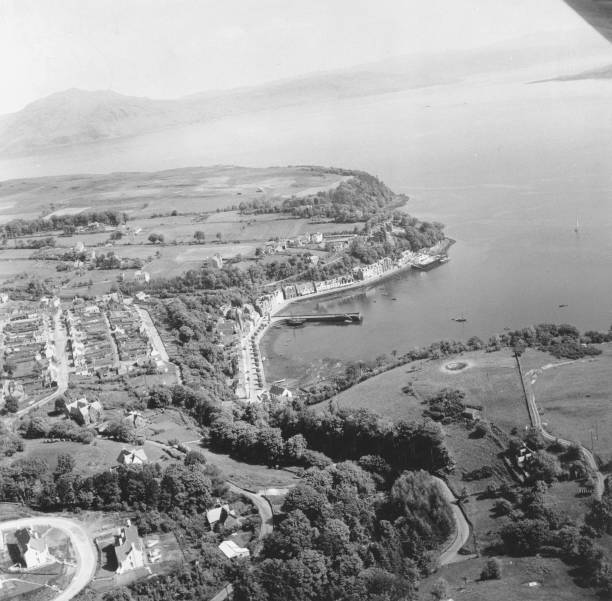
[281,313,362,326]
[236,238,453,402]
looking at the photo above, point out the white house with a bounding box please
[15,529,53,569]
[208,254,223,269]
[117,448,148,466]
[113,520,145,574]
[218,540,250,560]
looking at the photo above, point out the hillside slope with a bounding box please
[1,32,604,157]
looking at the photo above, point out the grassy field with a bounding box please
[421,555,599,601]
[0,165,349,290]
[333,349,558,434]
[531,345,612,466]
[145,409,298,491]
[0,165,349,222]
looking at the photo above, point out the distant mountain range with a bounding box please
[0,32,606,157]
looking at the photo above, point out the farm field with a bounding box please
[0,165,349,222]
[421,555,600,601]
[332,349,557,434]
[531,344,612,466]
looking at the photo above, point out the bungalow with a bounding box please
[269,384,293,402]
[15,528,53,569]
[218,540,250,560]
[117,448,148,466]
[113,520,145,574]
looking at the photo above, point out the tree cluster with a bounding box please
[234,463,453,601]
[0,453,226,513]
[1,210,126,239]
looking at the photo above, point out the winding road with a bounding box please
[522,362,605,499]
[432,476,473,565]
[0,516,97,601]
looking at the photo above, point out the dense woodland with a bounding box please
[233,465,453,601]
[237,170,405,222]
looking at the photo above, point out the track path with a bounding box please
[520,359,605,499]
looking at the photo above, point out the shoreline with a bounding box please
[239,238,454,401]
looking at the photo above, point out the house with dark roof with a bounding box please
[269,385,292,402]
[63,397,103,425]
[113,520,145,574]
[206,505,242,532]
[15,528,53,569]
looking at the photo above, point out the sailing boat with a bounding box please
[574,216,579,234]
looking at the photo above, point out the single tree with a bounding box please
[480,557,502,580]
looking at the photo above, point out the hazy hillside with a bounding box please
[532,62,612,82]
[0,31,608,157]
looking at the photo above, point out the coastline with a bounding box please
[238,238,454,401]
[275,237,455,315]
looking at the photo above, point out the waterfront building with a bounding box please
[282,285,298,300]
[296,282,315,296]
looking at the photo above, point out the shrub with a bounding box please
[480,557,502,580]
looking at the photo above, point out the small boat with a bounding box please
[574,216,579,234]
[391,297,397,301]
[439,256,450,264]
[558,304,568,308]
[287,318,306,327]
